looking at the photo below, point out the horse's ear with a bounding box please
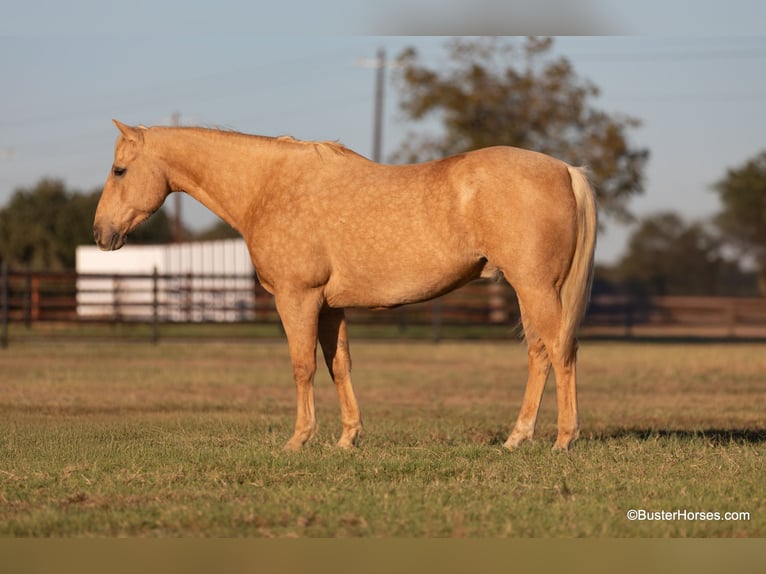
[112,119,144,143]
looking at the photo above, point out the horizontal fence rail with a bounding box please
[2,267,766,345]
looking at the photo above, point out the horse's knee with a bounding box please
[291,360,316,383]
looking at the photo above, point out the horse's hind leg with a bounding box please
[507,287,580,451]
[504,300,552,449]
[318,307,363,448]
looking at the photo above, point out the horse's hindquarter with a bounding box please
[462,147,579,288]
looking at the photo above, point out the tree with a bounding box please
[615,212,756,297]
[0,179,174,270]
[0,179,83,270]
[129,204,175,245]
[713,150,766,295]
[393,37,649,222]
[194,218,241,241]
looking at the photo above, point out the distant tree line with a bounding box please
[597,212,759,298]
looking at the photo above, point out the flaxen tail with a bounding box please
[559,166,598,358]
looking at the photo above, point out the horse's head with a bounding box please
[93,120,171,250]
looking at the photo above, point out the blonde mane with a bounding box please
[155,126,353,158]
[274,134,350,157]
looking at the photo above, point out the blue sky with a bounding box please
[2,2,766,263]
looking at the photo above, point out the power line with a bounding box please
[567,46,766,63]
[608,92,766,103]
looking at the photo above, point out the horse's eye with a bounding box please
[113,167,127,177]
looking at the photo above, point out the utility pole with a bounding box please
[357,47,391,163]
[171,111,183,243]
[372,47,386,163]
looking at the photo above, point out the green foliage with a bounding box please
[714,150,766,251]
[713,150,766,294]
[129,205,175,245]
[0,179,94,270]
[0,178,174,270]
[393,37,649,222]
[615,212,757,296]
[194,218,242,241]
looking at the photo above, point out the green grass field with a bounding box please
[0,339,763,537]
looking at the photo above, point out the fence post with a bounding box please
[1,262,8,349]
[397,308,407,333]
[625,301,634,339]
[112,274,120,322]
[23,270,31,328]
[30,274,40,322]
[431,298,442,343]
[488,281,508,323]
[727,298,737,339]
[152,267,159,344]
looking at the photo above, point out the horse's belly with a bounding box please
[324,258,485,309]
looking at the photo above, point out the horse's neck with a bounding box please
[153,129,280,234]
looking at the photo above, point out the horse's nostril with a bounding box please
[93,226,123,250]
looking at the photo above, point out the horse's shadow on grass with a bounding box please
[480,428,766,447]
[584,428,766,445]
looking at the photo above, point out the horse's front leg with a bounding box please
[275,289,323,451]
[318,307,362,449]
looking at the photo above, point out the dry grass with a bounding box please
[0,339,764,537]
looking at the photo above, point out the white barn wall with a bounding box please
[76,239,256,321]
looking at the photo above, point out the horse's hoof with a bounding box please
[552,439,577,452]
[503,432,532,450]
[283,440,303,452]
[336,434,361,450]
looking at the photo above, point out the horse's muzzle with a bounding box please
[93,226,126,251]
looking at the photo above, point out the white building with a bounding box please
[75,239,257,322]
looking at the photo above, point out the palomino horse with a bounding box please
[94,120,597,451]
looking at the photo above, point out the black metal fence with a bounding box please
[2,264,766,347]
